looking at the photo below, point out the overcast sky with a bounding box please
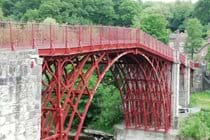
[142,0,198,3]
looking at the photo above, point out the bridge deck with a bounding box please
[0,22,189,65]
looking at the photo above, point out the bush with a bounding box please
[88,83,123,133]
[180,112,210,139]
[180,91,210,139]
[69,71,123,133]
[190,91,210,111]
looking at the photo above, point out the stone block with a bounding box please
[0,49,42,140]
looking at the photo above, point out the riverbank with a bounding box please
[179,91,210,140]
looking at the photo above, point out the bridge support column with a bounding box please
[171,50,180,129]
[186,64,191,105]
[0,50,42,140]
[179,61,191,107]
[182,62,191,106]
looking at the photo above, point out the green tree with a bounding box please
[22,9,39,21]
[205,46,210,72]
[133,13,170,43]
[114,0,142,26]
[2,0,41,19]
[88,72,123,133]
[193,0,210,25]
[185,18,203,59]
[89,0,115,25]
[0,8,3,19]
[15,0,40,18]
[89,84,123,133]
[141,2,172,19]
[1,0,16,17]
[38,0,61,21]
[205,23,210,38]
[0,0,2,7]
[169,1,193,31]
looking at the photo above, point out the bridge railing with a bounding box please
[0,22,187,64]
[139,30,174,61]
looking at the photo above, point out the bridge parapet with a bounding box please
[0,21,181,64]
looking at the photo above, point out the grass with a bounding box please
[190,91,210,111]
[179,91,210,140]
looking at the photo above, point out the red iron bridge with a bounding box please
[0,22,194,140]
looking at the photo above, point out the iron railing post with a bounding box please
[90,26,92,46]
[9,22,14,51]
[32,23,35,49]
[100,26,102,45]
[50,24,52,49]
[65,25,68,49]
[136,29,140,46]
[108,27,111,45]
[78,26,81,47]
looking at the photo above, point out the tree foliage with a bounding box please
[180,92,210,139]
[2,0,40,19]
[0,8,3,19]
[169,1,193,31]
[89,82,123,133]
[193,0,210,25]
[141,2,172,19]
[133,13,170,43]
[185,18,203,59]
[0,0,144,26]
[180,112,210,139]
[114,0,142,26]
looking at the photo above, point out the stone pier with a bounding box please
[0,50,42,140]
[114,124,178,140]
[171,50,180,129]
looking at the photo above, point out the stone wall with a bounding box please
[179,66,191,107]
[0,50,42,140]
[179,90,188,107]
[114,124,178,140]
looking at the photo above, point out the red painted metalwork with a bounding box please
[194,62,200,68]
[0,22,177,63]
[0,22,192,139]
[112,53,172,132]
[179,53,186,64]
[41,49,172,139]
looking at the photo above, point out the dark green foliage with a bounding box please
[180,112,210,139]
[114,0,142,26]
[193,0,210,25]
[168,1,193,31]
[39,1,60,19]
[22,9,39,21]
[0,6,2,19]
[84,71,123,133]
[2,0,16,17]
[66,70,123,133]
[180,91,210,139]
[205,47,210,72]
[87,73,123,133]
[180,91,210,140]
[89,0,115,25]
[2,0,40,19]
[133,13,170,43]
[185,18,204,59]
[0,0,142,26]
